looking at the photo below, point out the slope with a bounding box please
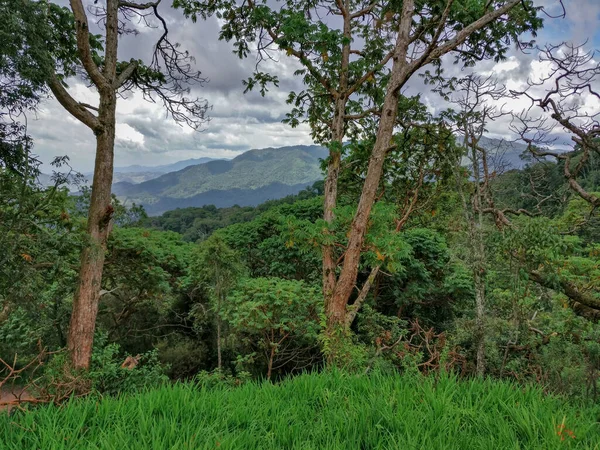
[113,145,327,214]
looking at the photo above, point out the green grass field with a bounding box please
[1,372,599,449]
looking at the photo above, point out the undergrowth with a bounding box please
[1,371,599,449]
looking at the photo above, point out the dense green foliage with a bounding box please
[3,371,599,449]
[222,277,323,377]
[3,151,600,393]
[2,3,600,447]
[141,180,323,241]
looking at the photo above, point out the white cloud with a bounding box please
[28,0,600,173]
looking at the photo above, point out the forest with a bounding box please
[1,0,600,448]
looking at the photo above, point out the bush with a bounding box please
[88,343,168,396]
[36,336,168,399]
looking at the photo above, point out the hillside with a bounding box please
[113,145,327,214]
[114,157,221,174]
[110,158,224,184]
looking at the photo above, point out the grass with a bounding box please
[1,371,599,449]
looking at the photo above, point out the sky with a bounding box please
[27,0,600,173]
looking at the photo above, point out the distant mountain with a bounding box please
[37,157,226,188]
[114,157,221,174]
[113,145,327,215]
[112,172,160,184]
[462,136,531,171]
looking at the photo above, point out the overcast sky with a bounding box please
[28,0,600,172]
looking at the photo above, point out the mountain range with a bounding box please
[109,157,222,184]
[467,136,531,171]
[113,145,328,215]
[38,137,533,215]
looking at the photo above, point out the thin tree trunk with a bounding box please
[216,316,222,370]
[473,266,486,375]
[267,345,275,380]
[66,0,119,370]
[322,2,351,311]
[471,142,486,376]
[345,265,380,328]
[454,135,486,377]
[67,94,116,369]
[216,279,223,369]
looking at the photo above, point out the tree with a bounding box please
[40,0,208,369]
[191,235,244,369]
[222,277,322,379]
[0,0,55,173]
[0,167,81,362]
[487,42,600,319]
[176,0,544,352]
[447,75,510,376]
[0,1,85,361]
[99,227,193,353]
[511,43,600,209]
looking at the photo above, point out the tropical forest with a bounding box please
[1,0,600,448]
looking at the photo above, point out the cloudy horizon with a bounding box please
[26,0,600,173]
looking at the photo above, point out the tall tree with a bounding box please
[448,75,510,376]
[177,0,544,352]
[191,235,244,369]
[42,0,208,369]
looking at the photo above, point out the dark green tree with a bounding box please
[27,0,210,369]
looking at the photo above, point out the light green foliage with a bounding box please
[222,277,322,377]
[3,371,599,449]
[193,369,252,388]
[191,234,245,298]
[224,278,321,336]
[216,197,323,280]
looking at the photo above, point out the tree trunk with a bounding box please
[455,137,487,377]
[67,92,116,369]
[322,97,345,309]
[267,345,275,380]
[471,143,486,376]
[216,317,222,370]
[322,1,350,318]
[473,267,486,375]
[324,1,413,337]
[326,78,401,331]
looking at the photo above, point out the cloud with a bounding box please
[28,0,599,172]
